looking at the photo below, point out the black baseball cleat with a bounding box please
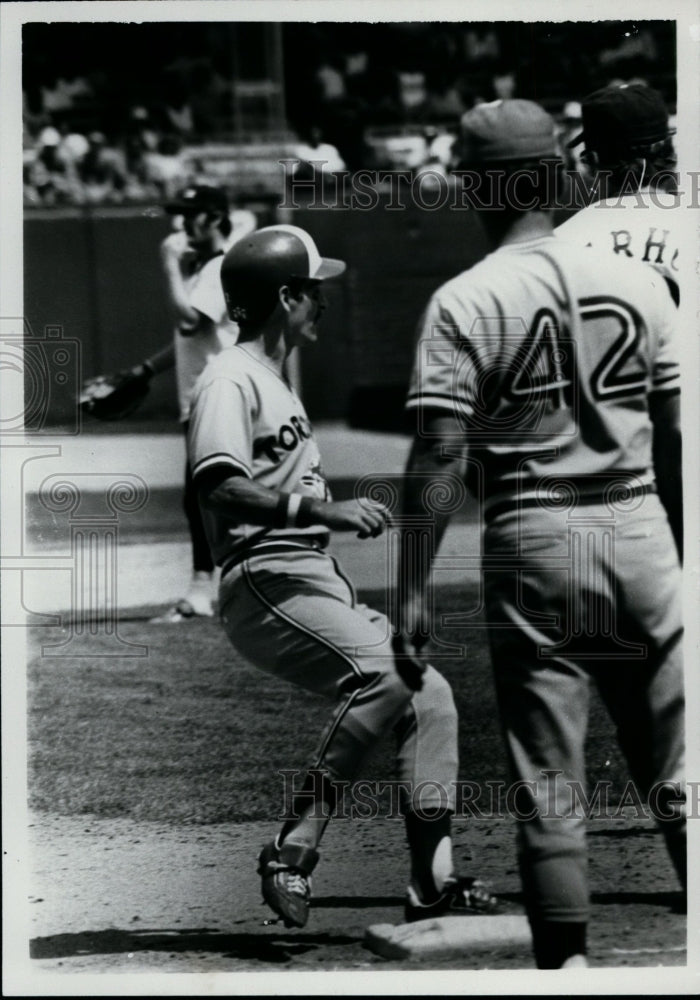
[405,876,500,923]
[258,840,320,929]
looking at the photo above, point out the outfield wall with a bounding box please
[23,197,491,428]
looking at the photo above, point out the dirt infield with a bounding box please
[13,423,693,991]
[24,808,686,978]
[17,611,691,990]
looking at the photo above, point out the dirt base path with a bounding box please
[16,808,687,987]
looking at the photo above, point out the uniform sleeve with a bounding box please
[230,209,258,241]
[650,278,680,395]
[188,375,254,480]
[188,257,228,325]
[405,294,481,420]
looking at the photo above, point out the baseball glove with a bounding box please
[80,365,152,421]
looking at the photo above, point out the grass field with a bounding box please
[28,585,631,826]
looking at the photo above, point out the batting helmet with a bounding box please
[221,225,346,327]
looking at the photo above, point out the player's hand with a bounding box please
[316,498,391,539]
[160,229,197,263]
[391,631,428,691]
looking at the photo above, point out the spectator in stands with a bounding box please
[397,70,428,120]
[143,134,193,201]
[40,72,75,115]
[424,76,466,122]
[292,124,346,181]
[26,127,82,205]
[23,161,43,206]
[124,105,160,174]
[463,26,500,64]
[53,117,90,171]
[422,126,457,171]
[492,68,517,100]
[316,57,347,103]
[79,132,129,203]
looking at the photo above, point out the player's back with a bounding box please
[408,235,678,505]
[555,194,681,301]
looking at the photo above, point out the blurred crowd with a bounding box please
[23,22,674,207]
[24,106,199,207]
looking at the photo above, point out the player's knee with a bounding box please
[343,655,414,715]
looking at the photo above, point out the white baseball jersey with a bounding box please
[555,193,680,293]
[174,250,239,422]
[406,234,678,513]
[188,345,332,564]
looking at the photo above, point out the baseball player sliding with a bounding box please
[398,100,685,968]
[187,225,498,929]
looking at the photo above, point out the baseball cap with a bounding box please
[567,84,673,153]
[261,225,346,281]
[165,184,229,215]
[458,99,558,163]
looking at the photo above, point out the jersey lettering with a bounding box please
[253,414,313,463]
[278,425,298,451]
[582,298,648,401]
[255,434,281,463]
[291,415,312,441]
[642,228,669,265]
[611,230,633,257]
[504,308,573,410]
[609,227,670,266]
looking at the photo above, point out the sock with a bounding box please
[530,919,587,969]
[405,809,454,904]
[278,770,338,851]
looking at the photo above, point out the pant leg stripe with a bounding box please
[241,560,370,775]
[312,686,362,772]
[241,560,365,681]
[328,553,358,608]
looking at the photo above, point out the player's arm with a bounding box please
[397,410,467,652]
[79,341,176,420]
[649,389,682,560]
[159,231,208,332]
[179,252,231,338]
[131,342,176,379]
[196,467,389,539]
[649,277,683,560]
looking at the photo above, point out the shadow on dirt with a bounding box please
[30,928,361,962]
